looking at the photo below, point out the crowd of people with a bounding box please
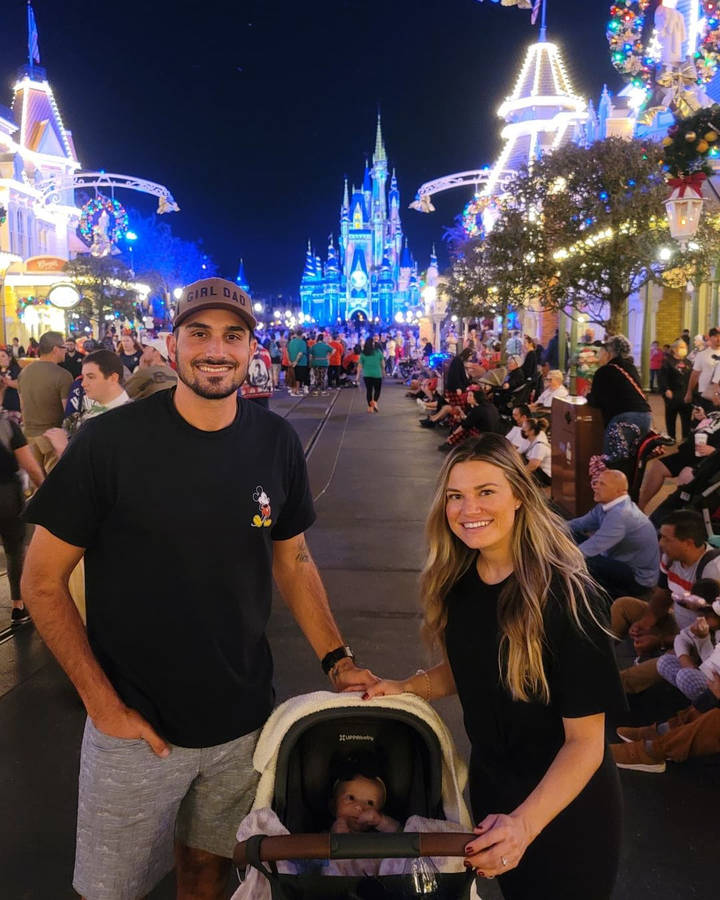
[3,286,720,898]
[405,324,720,783]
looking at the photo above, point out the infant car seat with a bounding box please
[272,708,444,834]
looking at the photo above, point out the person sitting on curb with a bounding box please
[611,672,720,773]
[657,578,720,702]
[530,369,569,411]
[638,407,720,512]
[505,404,531,455]
[568,469,659,601]
[437,386,502,452]
[610,510,720,694]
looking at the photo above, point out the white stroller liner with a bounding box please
[250,690,472,828]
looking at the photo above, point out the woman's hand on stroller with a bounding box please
[329,658,380,693]
[463,812,531,879]
[361,678,410,700]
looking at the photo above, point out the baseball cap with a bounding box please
[143,336,169,360]
[173,277,257,331]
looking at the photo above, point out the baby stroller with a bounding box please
[589,423,673,503]
[233,691,477,899]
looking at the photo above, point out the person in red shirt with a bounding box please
[328,333,345,389]
[649,340,664,393]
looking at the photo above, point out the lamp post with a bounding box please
[665,182,704,248]
[125,231,138,276]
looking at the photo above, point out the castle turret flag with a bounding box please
[27,3,40,65]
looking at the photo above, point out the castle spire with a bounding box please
[342,177,349,209]
[373,112,387,164]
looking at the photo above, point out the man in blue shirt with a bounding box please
[569,469,659,600]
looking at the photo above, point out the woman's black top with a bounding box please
[658,354,691,398]
[521,349,538,382]
[463,399,501,434]
[445,356,470,393]
[445,565,625,899]
[119,350,141,372]
[0,361,21,412]
[586,356,650,425]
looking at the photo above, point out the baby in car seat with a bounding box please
[330,769,399,835]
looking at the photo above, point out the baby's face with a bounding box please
[334,776,384,831]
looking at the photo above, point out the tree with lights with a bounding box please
[448,204,546,359]
[120,212,218,296]
[63,255,139,334]
[506,137,720,334]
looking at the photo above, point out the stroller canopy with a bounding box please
[251,691,471,833]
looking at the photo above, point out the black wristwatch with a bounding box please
[321,645,355,675]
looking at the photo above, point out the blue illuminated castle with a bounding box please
[300,116,421,324]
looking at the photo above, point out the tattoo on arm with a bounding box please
[295,540,311,563]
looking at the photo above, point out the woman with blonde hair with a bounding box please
[365,434,624,898]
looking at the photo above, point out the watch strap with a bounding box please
[321,645,354,675]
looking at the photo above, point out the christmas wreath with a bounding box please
[78,195,129,246]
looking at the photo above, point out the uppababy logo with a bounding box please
[338,733,375,743]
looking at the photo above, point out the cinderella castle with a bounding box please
[300,116,421,324]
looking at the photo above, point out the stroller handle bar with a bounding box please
[234,832,475,866]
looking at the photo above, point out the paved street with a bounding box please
[0,382,716,898]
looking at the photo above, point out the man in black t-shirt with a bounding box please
[22,277,378,900]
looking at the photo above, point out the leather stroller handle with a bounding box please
[234,832,475,866]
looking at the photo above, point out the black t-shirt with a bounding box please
[586,358,651,425]
[464,400,500,434]
[0,419,27,482]
[119,351,142,372]
[444,564,625,812]
[0,360,21,412]
[25,389,316,747]
[62,351,83,380]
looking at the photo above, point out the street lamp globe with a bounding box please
[173,287,183,300]
[665,184,703,246]
[253,302,263,313]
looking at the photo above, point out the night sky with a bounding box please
[1,0,618,296]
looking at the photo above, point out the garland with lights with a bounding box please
[607,1,720,93]
[78,195,129,246]
[661,103,720,176]
[16,296,51,316]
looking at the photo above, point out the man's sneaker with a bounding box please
[419,418,436,428]
[11,607,31,626]
[611,741,666,773]
[617,724,660,743]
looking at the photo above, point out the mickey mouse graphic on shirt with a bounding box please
[251,485,273,528]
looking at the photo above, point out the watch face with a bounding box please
[351,270,367,289]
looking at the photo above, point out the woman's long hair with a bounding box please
[362,337,376,356]
[420,433,598,704]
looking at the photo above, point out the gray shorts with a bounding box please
[74,718,259,900]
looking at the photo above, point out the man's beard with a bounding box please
[175,354,247,399]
